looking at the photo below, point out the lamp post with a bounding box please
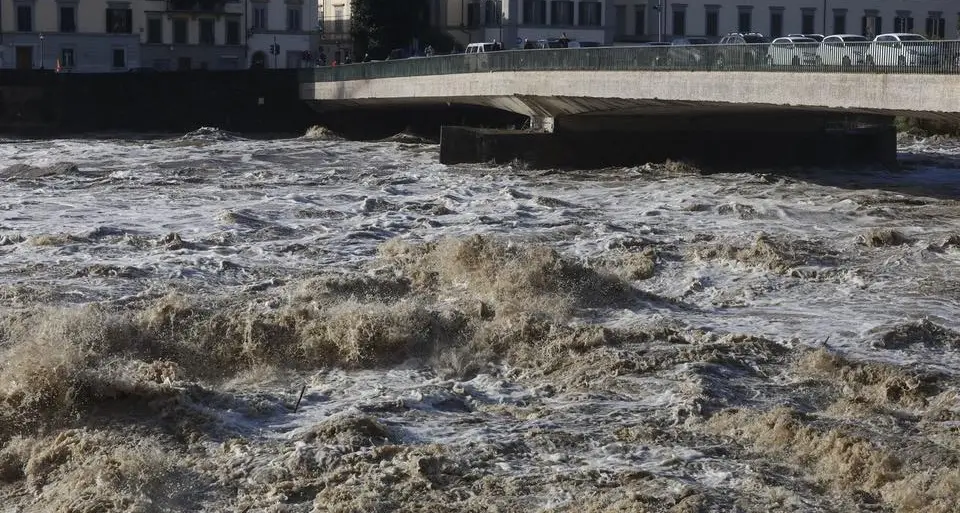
[38,33,44,69]
[498,0,502,47]
[654,0,663,42]
[822,0,827,34]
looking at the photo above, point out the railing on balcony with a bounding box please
[166,0,227,13]
[300,40,960,82]
[319,19,351,38]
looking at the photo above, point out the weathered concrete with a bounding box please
[302,71,960,123]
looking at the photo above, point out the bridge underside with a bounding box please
[308,97,900,170]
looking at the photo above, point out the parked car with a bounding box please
[816,34,869,66]
[865,33,939,67]
[715,32,769,68]
[465,42,497,54]
[536,39,565,49]
[766,36,819,66]
[666,37,712,67]
[787,33,825,43]
[642,41,673,66]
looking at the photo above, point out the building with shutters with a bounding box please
[0,0,317,71]
[444,0,959,48]
[246,0,317,68]
[607,0,959,44]
[0,0,141,71]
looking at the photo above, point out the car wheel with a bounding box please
[842,56,851,68]
[792,56,800,66]
[715,55,725,69]
[865,54,875,69]
[898,55,906,67]
[814,56,823,68]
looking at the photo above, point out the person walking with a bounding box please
[559,32,570,48]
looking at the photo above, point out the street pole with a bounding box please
[498,0,502,47]
[39,33,44,69]
[656,1,662,42]
[273,35,278,68]
[822,0,827,34]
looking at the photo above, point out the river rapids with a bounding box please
[0,127,957,512]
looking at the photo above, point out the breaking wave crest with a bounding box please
[0,235,959,510]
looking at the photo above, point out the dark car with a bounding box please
[666,37,713,67]
[715,32,770,68]
[642,41,673,66]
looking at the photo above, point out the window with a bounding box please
[705,9,719,37]
[112,48,126,68]
[634,5,645,35]
[833,10,846,34]
[199,18,214,44]
[671,9,685,36]
[524,0,546,24]
[226,19,240,45]
[925,15,945,39]
[147,16,162,43]
[614,5,626,35]
[59,5,76,32]
[60,48,75,68]
[466,1,480,27]
[173,18,188,43]
[801,10,815,34]
[551,0,573,25]
[861,12,881,39]
[253,6,267,30]
[106,7,132,33]
[484,0,500,26]
[16,5,32,32]
[738,9,752,33]
[579,1,601,27]
[333,5,345,32]
[287,7,302,31]
[894,13,913,33]
[769,10,782,38]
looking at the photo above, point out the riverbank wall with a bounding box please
[0,69,321,136]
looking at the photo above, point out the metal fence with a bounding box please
[301,40,960,82]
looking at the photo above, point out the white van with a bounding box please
[465,42,498,53]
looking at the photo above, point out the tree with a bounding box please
[351,0,431,60]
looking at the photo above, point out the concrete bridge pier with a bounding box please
[439,112,897,171]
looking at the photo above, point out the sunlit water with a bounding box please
[0,128,957,512]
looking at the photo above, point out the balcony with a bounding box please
[166,0,227,14]
[319,18,351,37]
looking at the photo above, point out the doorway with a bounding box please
[250,51,266,69]
[15,46,33,70]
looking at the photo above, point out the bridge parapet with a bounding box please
[300,41,960,84]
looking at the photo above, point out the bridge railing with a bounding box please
[301,40,960,82]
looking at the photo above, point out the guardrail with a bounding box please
[301,40,960,82]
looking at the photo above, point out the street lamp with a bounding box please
[38,33,44,69]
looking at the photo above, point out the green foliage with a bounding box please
[350,0,431,59]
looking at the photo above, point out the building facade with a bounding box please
[609,0,960,43]
[0,0,316,72]
[247,0,317,68]
[0,0,141,71]
[317,0,959,55]
[445,0,612,48]
[316,0,351,63]
[139,0,246,70]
